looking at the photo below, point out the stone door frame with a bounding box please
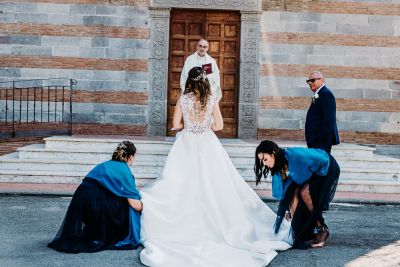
[147,0,262,139]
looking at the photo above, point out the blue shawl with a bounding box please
[86,160,141,247]
[272,148,330,200]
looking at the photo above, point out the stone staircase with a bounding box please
[0,135,399,194]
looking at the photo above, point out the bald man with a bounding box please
[305,71,340,154]
[180,38,221,101]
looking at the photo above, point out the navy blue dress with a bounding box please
[272,148,340,248]
[48,160,141,253]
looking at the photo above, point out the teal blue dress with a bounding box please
[272,147,330,200]
[272,147,340,248]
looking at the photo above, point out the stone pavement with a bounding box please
[0,196,399,267]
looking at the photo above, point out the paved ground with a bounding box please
[1,196,399,267]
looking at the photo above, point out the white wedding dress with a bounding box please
[140,93,292,267]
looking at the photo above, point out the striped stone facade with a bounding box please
[0,0,150,136]
[0,0,399,144]
[259,0,400,144]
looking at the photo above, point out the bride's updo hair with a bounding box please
[183,66,211,109]
[112,141,136,162]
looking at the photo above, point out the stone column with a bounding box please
[147,7,171,136]
[238,11,262,139]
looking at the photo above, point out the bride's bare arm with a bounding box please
[128,198,143,212]
[172,100,184,130]
[211,102,223,131]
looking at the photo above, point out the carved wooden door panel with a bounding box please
[167,9,240,138]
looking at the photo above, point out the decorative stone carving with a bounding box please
[238,11,261,138]
[242,104,256,117]
[151,60,168,100]
[151,0,260,11]
[148,7,170,136]
[149,102,164,126]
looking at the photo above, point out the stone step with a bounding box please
[18,144,260,159]
[1,170,257,186]
[0,158,399,182]
[10,145,400,172]
[1,136,396,194]
[43,136,259,154]
[0,170,154,186]
[331,144,375,158]
[0,155,242,175]
[3,149,400,176]
[336,155,400,169]
[17,143,376,163]
[0,162,398,182]
[42,136,375,158]
[335,180,400,194]
[15,145,260,164]
[339,167,400,182]
[1,171,399,194]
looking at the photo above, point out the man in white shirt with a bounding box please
[180,38,222,101]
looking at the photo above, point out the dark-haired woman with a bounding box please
[140,67,292,267]
[254,140,340,249]
[48,141,142,253]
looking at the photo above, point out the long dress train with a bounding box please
[140,93,292,267]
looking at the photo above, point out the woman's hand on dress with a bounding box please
[128,198,143,212]
[285,211,292,221]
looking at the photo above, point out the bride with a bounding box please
[140,67,292,267]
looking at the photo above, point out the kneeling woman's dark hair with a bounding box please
[112,141,136,162]
[254,140,287,185]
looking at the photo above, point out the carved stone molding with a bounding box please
[238,11,261,138]
[151,0,261,11]
[240,10,262,21]
[149,6,171,18]
[147,7,171,136]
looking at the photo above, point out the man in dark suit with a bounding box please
[304,71,340,248]
[305,71,340,154]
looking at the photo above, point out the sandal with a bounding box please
[311,226,329,248]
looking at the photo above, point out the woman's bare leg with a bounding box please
[299,184,329,247]
[300,184,314,212]
[288,188,299,220]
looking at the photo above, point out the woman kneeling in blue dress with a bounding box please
[48,141,142,253]
[254,140,340,249]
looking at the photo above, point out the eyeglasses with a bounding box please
[197,44,208,48]
[306,78,321,84]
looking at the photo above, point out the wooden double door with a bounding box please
[167,9,241,138]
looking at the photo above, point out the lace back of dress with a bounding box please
[180,93,214,134]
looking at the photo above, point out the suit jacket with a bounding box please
[305,85,340,153]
